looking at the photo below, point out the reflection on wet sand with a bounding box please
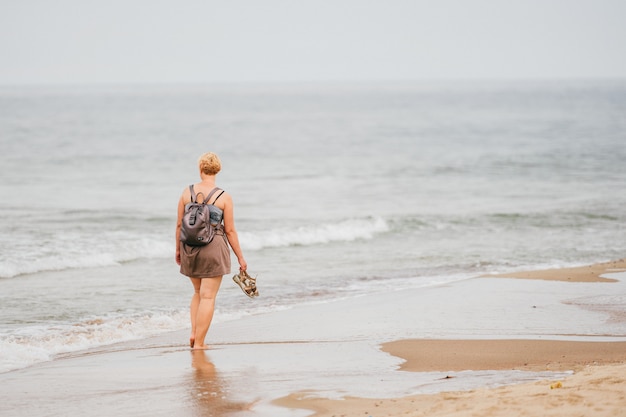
[190,350,252,416]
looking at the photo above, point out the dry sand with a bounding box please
[276,361,626,417]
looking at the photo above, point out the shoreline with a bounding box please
[275,361,626,417]
[382,339,626,372]
[275,339,626,417]
[275,261,626,416]
[482,258,626,282]
[1,260,625,417]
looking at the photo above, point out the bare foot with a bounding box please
[192,344,210,350]
[189,335,195,348]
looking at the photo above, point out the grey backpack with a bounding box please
[180,185,224,246]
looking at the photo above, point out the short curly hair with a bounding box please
[198,152,222,175]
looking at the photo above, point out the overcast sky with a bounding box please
[1,0,625,85]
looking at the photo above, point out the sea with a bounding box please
[1,79,625,374]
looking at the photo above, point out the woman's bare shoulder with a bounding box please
[179,185,194,205]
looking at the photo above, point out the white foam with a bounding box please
[240,216,389,250]
[0,235,172,278]
[0,309,189,373]
[0,217,389,278]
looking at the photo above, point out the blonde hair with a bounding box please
[198,152,222,175]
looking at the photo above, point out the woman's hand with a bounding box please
[175,251,181,266]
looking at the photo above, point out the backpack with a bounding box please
[180,185,224,246]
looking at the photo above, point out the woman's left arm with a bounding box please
[175,196,185,265]
[222,193,247,271]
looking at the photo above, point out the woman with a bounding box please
[175,152,247,350]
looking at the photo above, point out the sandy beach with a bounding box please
[276,260,626,417]
[482,259,626,283]
[1,260,625,417]
[276,361,626,417]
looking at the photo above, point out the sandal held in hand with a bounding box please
[232,270,259,298]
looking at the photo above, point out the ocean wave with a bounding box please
[2,205,621,279]
[0,309,189,374]
[0,234,172,278]
[239,216,390,250]
[389,208,625,233]
[0,217,390,278]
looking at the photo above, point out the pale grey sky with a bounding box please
[1,0,625,84]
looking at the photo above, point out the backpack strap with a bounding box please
[212,190,225,204]
[188,185,198,203]
[189,185,223,204]
[202,187,223,204]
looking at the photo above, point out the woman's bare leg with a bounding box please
[189,278,202,347]
[193,276,223,350]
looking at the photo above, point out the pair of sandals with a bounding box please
[232,270,259,298]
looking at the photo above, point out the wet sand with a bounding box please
[1,261,625,416]
[482,258,626,283]
[382,339,626,372]
[275,261,626,416]
[276,362,626,417]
